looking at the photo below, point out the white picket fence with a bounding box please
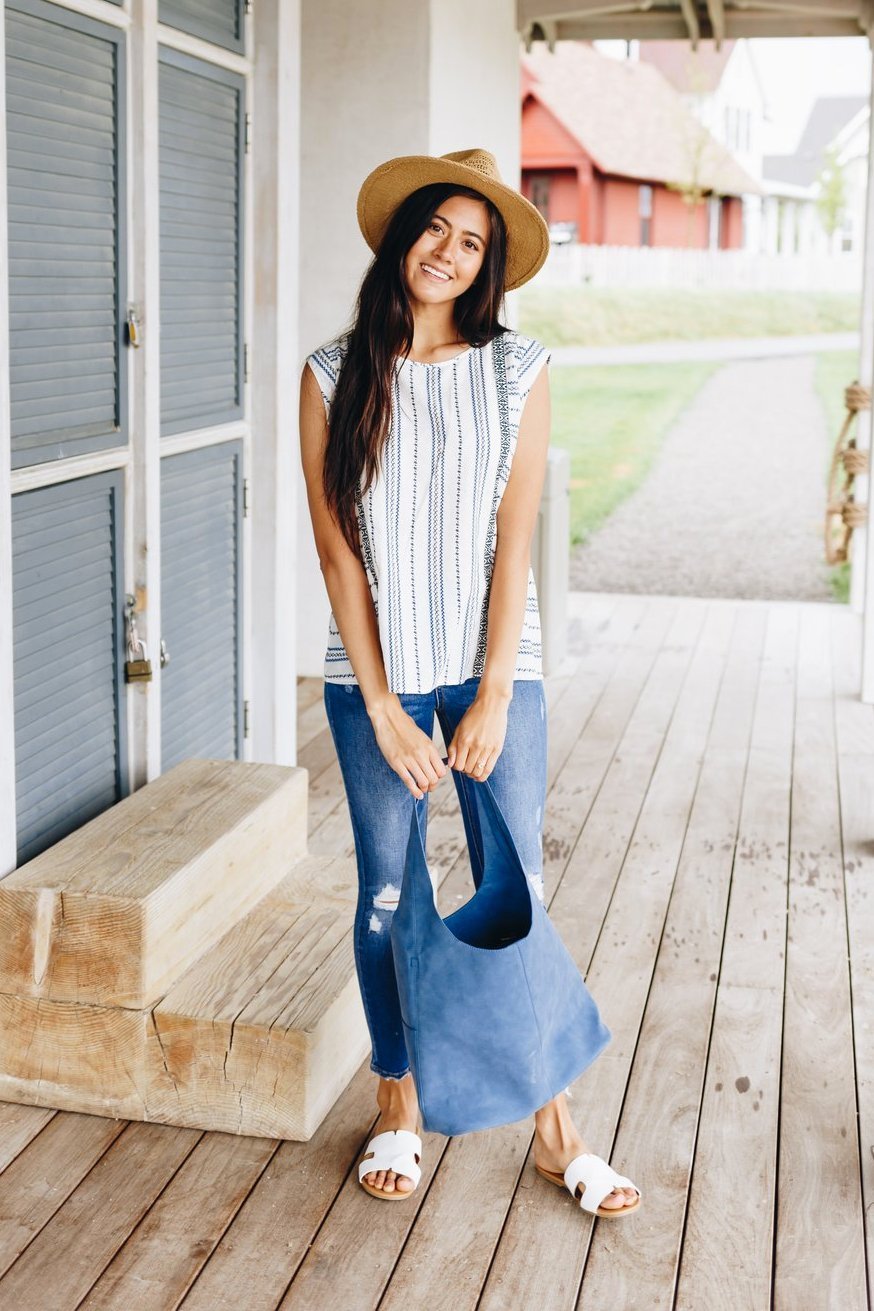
[535,242,863,293]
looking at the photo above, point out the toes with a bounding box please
[395,1174,413,1191]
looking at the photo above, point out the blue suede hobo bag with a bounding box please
[390,771,612,1137]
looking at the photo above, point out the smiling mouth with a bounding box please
[420,263,451,281]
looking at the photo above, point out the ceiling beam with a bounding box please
[706,0,726,46]
[678,0,701,46]
[519,0,869,39]
[517,0,653,27]
[522,12,863,40]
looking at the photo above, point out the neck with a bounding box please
[408,303,461,356]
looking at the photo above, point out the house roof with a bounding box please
[637,38,736,94]
[763,95,869,187]
[522,41,762,197]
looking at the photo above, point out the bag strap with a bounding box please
[404,757,533,916]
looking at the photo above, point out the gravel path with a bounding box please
[551,331,857,368]
[568,354,839,602]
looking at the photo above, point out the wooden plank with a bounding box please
[0,1122,200,1309]
[0,1104,54,1174]
[0,1113,125,1279]
[78,1132,277,1310]
[0,758,310,1007]
[774,604,866,1307]
[179,1063,384,1309]
[675,602,799,1309]
[831,603,874,1310]
[579,602,767,1304]
[479,598,735,1310]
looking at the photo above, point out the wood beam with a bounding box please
[706,0,726,46]
[519,0,867,39]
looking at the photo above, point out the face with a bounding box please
[404,193,489,303]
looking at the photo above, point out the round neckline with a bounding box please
[397,342,480,369]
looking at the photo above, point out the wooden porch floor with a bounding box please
[0,591,871,1310]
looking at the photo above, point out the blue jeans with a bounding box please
[323,675,549,1080]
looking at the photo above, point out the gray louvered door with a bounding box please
[6,0,126,470]
[161,442,243,771]
[159,48,244,437]
[158,0,244,53]
[12,474,128,865]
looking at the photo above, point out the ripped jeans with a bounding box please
[322,674,548,1080]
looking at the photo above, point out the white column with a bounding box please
[857,38,874,697]
[0,1,14,873]
[128,0,162,787]
[250,0,301,764]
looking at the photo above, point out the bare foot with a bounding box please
[534,1094,638,1212]
[361,1073,420,1196]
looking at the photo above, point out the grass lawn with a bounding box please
[551,360,718,546]
[519,287,860,347]
[550,349,861,607]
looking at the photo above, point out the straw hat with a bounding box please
[356,148,550,292]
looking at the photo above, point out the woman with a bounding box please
[299,149,640,1217]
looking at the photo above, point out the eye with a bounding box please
[429,221,443,233]
[464,240,478,251]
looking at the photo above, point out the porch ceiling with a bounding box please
[518,0,874,47]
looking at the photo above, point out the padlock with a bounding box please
[125,657,153,682]
[125,636,153,683]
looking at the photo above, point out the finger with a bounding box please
[399,764,428,798]
[418,753,446,790]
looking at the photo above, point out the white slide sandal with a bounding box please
[535,1151,641,1218]
[358,1128,423,1200]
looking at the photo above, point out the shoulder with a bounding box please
[305,330,352,381]
[304,331,352,415]
[499,329,551,405]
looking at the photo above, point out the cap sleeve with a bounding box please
[506,331,551,431]
[305,333,351,419]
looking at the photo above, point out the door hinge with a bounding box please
[243,341,250,383]
[243,477,250,518]
[244,0,252,13]
[244,112,252,154]
[243,699,250,738]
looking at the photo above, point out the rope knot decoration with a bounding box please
[825,380,871,565]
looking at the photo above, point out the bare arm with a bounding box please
[480,359,552,701]
[299,361,447,797]
[443,360,551,780]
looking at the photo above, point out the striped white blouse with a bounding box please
[306,327,551,694]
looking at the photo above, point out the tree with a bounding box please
[816,145,847,243]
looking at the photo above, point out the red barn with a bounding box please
[521,41,759,249]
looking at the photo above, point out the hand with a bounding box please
[369,697,448,799]
[446,691,510,781]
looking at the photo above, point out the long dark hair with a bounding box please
[322,182,509,556]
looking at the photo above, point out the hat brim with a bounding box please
[357,154,550,293]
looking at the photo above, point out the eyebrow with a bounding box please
[432,212,485,244]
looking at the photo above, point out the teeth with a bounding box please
[421,263,450,280]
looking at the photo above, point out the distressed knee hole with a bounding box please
[369,883,402,929]
[528,870,545,903]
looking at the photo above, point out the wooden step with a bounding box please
[0,758,309,1009]
[0,855,370,1140]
